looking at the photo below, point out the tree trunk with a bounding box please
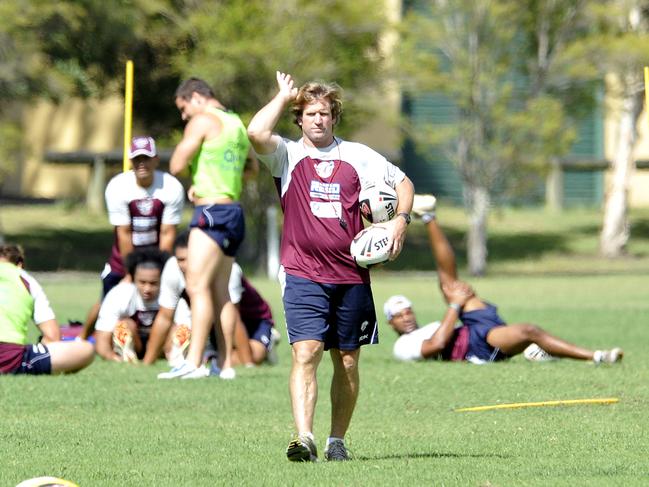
[600,87,642,257]
[466,184,490,276]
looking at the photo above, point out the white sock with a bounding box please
[300,432,315,441]
[327,436,344,446]
[593,350,603,363]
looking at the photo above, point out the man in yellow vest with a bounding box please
[0,244,94,374]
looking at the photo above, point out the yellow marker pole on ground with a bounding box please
[123,60,134,173]
[454,397,619,413]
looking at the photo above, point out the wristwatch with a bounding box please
[397,212,411,225]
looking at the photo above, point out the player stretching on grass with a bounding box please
[0,244,94,375]
[384,196,623,365]
[94,248,190,363]
[81,136,185,339]
[159,78,255,380]
[247,71,414,461]
[144,231,279,368]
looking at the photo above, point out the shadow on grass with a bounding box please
[355,451,512,461]
[7,228,113,272]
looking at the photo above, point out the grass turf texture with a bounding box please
[2,203,649,485]
[2,272,648,486]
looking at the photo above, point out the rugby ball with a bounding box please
[350,225,392,268]
[358,181,398,223]
[15,478,78,487]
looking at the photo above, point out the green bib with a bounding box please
[0,262,35,344]
[190,107,250,200]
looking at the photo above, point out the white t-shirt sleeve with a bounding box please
[256,137,288,177]
[161,174,185,225]
[173,298,192,326]
[95,283,134,333]
[158,257,184,310]
[392,322,441,362]
[228,263,245,304]
[21,271,56,324]
[105,175,132,226]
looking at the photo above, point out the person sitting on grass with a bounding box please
[144,231,280,370]
[0,244,94,375]
[94,248,190,363]
[384,195,623,365]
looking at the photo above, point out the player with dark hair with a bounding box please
[81,135,185,339]
[0,244,94,375]
[94,248,188,363]
[385,197,623,365]
[247,71,414,461]
[158,78,257,380]
[144,231,280,369]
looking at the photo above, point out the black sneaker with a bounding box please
[324,439,349,461]
[286,434,318,462]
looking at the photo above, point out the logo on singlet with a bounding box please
[314,161,335,179]
[135,199,154,216]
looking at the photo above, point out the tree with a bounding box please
[398,0,585,274]
[563,2,649,257]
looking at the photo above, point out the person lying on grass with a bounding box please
[384,196,623,365]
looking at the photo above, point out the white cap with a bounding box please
[383,295,412,321]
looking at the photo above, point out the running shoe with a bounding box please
[266,328,281,365]
[411,194,437,217]
[113,321,137,363]
[523,343,557,362]
[324,439,350,461]
[594,348,624,364]
[219,367,236,380]
[157,360,198,379]
[286,434,318,462]
[168,324,191,367]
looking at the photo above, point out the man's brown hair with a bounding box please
[175,78,216,100]
[290,81,343,127]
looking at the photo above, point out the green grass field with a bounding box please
[2,271,648,486]
[2,203,649,486]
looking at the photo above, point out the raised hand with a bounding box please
[276,71,298,102]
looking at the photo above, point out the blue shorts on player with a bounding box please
[283,273,378,351]
[190,204,245,257]
[461,303,509,363]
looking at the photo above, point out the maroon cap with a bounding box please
[129,136,157,159]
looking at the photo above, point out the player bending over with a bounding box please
[81,135,185,339]
[0,244,94,375]
[385,196,623,365]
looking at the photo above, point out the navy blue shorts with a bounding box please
[190,204,245,257]
[461,304,508,362]
[283,273,378,351]
[16,343,52,375]
[246,318,274,350]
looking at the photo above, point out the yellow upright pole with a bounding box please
[644,67,649,129]
[123,60,134,173]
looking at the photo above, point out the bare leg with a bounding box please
[425,218,458,287]
[184,229,233,367]
[211,262,234,370]
[47,341,95,373]
[290,340,324,434]
[487,323,594,360]
[230,315,254,366]
[329,348,360,439]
